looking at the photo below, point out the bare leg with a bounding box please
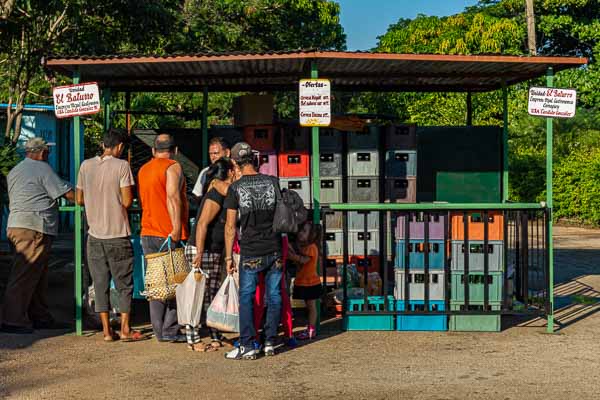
[120,313,131,337]
[99,312,113,339]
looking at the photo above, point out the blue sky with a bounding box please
[338,0,479,51]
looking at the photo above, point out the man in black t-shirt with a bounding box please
[223,142,282,360]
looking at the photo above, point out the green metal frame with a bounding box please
[73,70,83,335]
[60,59,557,335]
[546,67,555,333]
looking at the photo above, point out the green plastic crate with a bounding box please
[449,301,501,332]
[451,271,503,303]
[344,296,395,331]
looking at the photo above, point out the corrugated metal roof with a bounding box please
[44,50,587,92]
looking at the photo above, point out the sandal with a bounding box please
[297,329,316,341]
[120,331,149,342]
[188,343,205,352]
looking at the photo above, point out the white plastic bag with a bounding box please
[206,275,239,332]
[176,269,208,327]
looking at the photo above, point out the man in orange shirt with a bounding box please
[138,134,189,342]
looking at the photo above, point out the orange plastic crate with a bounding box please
[242,125,276,151]
[350,255,380,274]
[278,152,310,177]
[450,211,504,241]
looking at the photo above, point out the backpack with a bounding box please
[272,184,308,234]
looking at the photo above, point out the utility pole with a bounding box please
[526,0,537,55]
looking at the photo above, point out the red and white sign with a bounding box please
[52,82,101,119]
[528,87,577,119]
[299,79,331,127]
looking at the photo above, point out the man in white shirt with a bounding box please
[191,137,231,202]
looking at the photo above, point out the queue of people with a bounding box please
[1,131,324,361]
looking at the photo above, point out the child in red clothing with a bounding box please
[288,222,323,340]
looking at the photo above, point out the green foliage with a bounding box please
[554,148,600,224]
[0,143,21,207]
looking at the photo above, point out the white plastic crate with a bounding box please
[394,269,446,301]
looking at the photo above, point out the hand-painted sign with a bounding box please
[299,79,331,127]
[53,82,101,119]
[528,87,577,118]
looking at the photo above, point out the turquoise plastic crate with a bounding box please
[396,300,448,331]
[395,239,445,269]
[344,296,395,331]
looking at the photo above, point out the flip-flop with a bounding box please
[120,331,149,342]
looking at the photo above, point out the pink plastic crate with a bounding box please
[258,151,278,176]
[395,213,447,240]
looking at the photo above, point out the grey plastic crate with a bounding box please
[384,124,417,149]
[350,230,380,256]
[280,177,311,206]
[348,126,380,150]
[324,229,344,256]
[451,240,504,271]
[348,150,379,176]
[320,177,343,204]
[323,210,343,231]
[394,269,446,301]
[280,125,310,152]
[385,150,417,177]
[385,177,416,203]
[319,152,343,177]
[320,128,343,151]
[349,211,380,231]
[348,177,380,203]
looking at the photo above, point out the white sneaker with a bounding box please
[264,341,275,356]
[225,345,257,360]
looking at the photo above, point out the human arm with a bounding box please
[287,244,310,265]
[165,162,184,242]
[119,163,135,209]
[191,198,221,268]
[75,189,84,205]
[224,209,237,274]
[120,186,134,209]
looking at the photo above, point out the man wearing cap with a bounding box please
[137,133,189,343]
[223,142,282,360]
[1,137,74,334]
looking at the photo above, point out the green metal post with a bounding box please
[309,61,322,332]
[546,67,555,333]
[102,88,111,132]
[73,70,83,335]
[202,87,209,168]
[502,83,509,202]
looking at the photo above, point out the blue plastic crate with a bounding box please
[395,239,445,269]
[344,296,395,331]
[396,300,448,331]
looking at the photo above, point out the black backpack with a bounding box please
[272,184,308,234]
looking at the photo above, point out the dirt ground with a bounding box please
[1,225,600,400]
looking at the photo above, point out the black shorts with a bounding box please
[293,283,323,300]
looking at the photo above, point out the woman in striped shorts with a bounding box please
[186,158,235,352]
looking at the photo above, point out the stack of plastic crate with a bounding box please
[393,212,448,331]
[384,124,417,203]
[346,127,381,273]
[277,125,311,206]
[449,211,504,332]
[243,125,278,178]
[319,129,345,286]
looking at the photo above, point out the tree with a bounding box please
[1,0,69,143]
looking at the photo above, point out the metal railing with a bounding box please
[320,203,550,318]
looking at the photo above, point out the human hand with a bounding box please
[192,253,202,268]
[226,258,236,275]
[169,230,181,242]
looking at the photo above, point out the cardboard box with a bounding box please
[233,94,273,127]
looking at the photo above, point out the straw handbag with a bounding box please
[142,238,191,301]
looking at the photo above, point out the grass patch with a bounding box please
[571,295,599,305]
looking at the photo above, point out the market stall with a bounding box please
[44,50,587,335]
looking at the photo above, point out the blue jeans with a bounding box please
[239,252,283,347]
